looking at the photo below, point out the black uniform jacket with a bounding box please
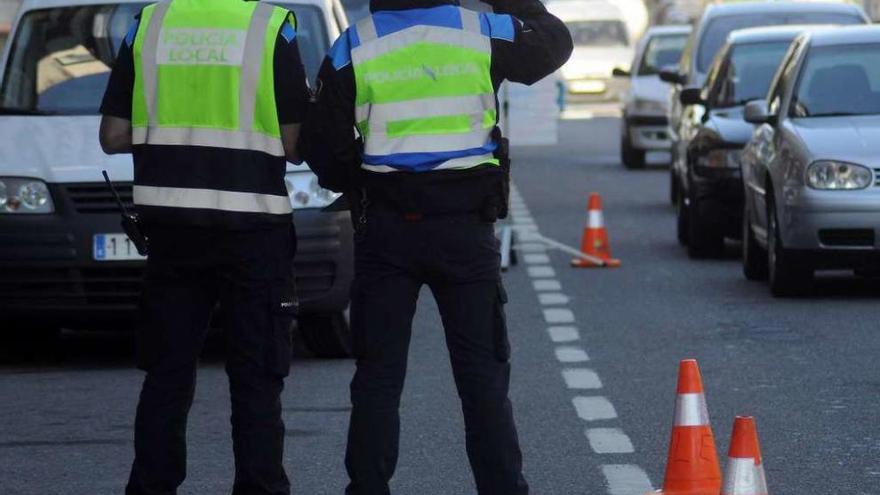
[303,0,573,216]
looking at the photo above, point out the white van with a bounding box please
[0,0,356,357]
[547,0,636,102]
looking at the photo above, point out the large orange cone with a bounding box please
[571,193,621,268]
[647,359,722,495]
[721,417,768,495]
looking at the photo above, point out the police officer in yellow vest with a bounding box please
[305,0,572,492]
[99,1,309,493]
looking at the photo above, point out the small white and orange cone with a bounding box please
[571,193,621,268]
[721,417,769,495]
[647,359,722,495]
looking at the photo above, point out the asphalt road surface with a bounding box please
[2,115,879,495]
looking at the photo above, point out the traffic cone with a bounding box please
[647,359,722,495]
[571,193,621,268]
[721,417,768,495]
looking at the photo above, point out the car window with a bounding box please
[638,33,688,76]
[566,20,629,47]
[791,43,880,118]
[0,3,328,115]
[696,12,864,73]
[0,4,147,114]
[713,41,791,108]
[766,39,800,116]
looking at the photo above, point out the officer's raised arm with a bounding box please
[485,0,574,85]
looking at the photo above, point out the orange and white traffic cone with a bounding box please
[721,417,769,495]
[647,359,722,495]
[571,193,621,268]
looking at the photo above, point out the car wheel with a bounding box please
[687,192,724,259]
[298,312,352,359]
[767,195,811,297]
[742,207,768,281]
[621,128,646,169]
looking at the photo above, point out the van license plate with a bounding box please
[93,233,146,261]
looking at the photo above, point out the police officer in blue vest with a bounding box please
[305,0,572,492]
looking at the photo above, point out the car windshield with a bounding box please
[714,41,791,108]
[638,32,688,76]
[566,20,629,47]
[0,3,328,115]
[792,43,880,118]
[697,12,863,73]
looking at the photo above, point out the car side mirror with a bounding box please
[744,100,774,125]
[679,87,704,106]
[612,67,631,78]
[659,69,686,85]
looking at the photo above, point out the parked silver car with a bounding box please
[616,24,690,168]
[741,25,880,296]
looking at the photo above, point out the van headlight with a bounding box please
[807,161,872,190]
[0,178,55,214]
[285,171,341,209]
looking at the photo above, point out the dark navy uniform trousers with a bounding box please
[344,207,529,495]
[126,225,295,495]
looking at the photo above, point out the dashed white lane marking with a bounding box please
[511,183,655,494]
[523,253,551,265]
[548,326,580,343]
[538,293,570,306]
[586,428,635,454]
[555,346,590,363]
[562,368,602,389]
[601,465,654,495]
[543,308,575,324]
[533,279,562,292]
[517,242,547,253]
[573,396,618,421]
[528,266,556,278]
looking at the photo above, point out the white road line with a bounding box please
[601,465,654,495]
[533,279,562,291]
[555,346,589,363]
[538,293,570,305]
[573,396,618,421]
[517,231,543,242]
[517,242,547,253]
[512,182,655,494]
[523,253,551,265]
[586,428,635,454]
[543,308,575,324]
[528,266,556,278]
[548,326,579,342]
[562,369,602,389]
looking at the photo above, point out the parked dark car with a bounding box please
[675,26,809,257]
[663,1,869,207]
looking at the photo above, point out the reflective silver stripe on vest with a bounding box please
[134,185,292,215]
[356,16,378,43]
[357,93,495,128]
[141,1,172,128]
[138,2,281,156]
[459,8,482,34]
[351,26,490,65]
[363,129,491,156]
[363,152,496,172]
[132,127,284,156]
[238,2,275,132]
